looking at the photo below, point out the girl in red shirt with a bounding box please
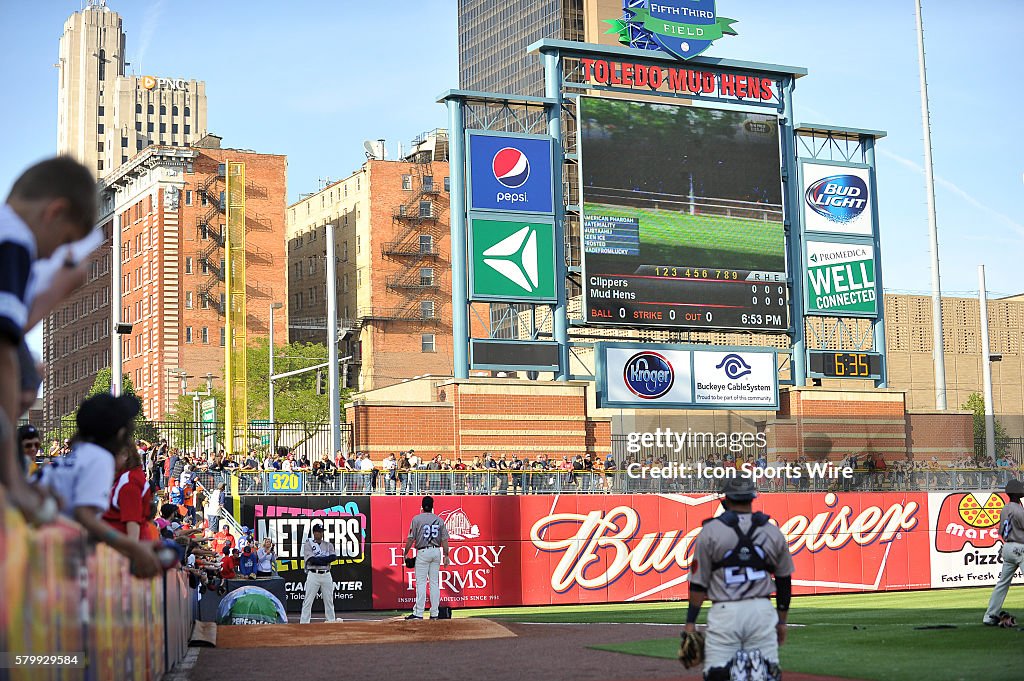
[103,447,153,541]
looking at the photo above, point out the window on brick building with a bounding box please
[444,176,450,192]
[185,190,192,205]
[421,300,434,319]
[420,268,434,286]
[148,104,154,114]
[201,327,209,344]
[422,334,435,352]
[172,105,179,116]
[219,327,225,346]
[422,176,434,192]
[136,103,142,114]
[201,292,209,309]
[185,291,193,309]
[343,274,349,293]
[356,236,361,254]
[186,327,193,343]
[402,175,412,190]
[185,256,192,274]
[418,201,432,218]
[419,234,433,254]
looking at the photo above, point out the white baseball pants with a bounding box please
[704,598,779,671]
[300,570,336,624]
[984,541,1024,622]
[413,546,442,618]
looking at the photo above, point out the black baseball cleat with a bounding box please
[405,614,423,620]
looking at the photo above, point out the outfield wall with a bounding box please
[235,492,1022,613]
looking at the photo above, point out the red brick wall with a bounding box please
[906,412,974,462]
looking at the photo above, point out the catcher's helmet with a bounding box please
[721,475,757,501]
[1005,479,1024,495]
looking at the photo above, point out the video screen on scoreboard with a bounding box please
[580,97,789,331]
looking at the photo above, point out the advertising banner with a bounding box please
[801,163,873,236]
[804,240,878,317]
[370,492,932,609]
[600,345,694,407]
[692,350,778,407]
[467,132,554,214]
[927,492,1024,589]
[238,495,373,612]
[469,216,557,302]
[597,344,777,409]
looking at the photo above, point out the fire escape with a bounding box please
[374,134,447,324]
[196,165,225,314]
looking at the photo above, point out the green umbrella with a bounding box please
[216,586,287,625]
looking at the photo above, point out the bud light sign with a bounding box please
[801,163,873,236]
[468,132,554,214]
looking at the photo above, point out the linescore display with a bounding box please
[580,96,789,331]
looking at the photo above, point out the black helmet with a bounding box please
[1005,479,1024,495]
[721,475,758,501]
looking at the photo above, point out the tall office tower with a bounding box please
[57,0,207,177]
[458,0,629,97]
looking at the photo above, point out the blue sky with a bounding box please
[1,0,1021,298]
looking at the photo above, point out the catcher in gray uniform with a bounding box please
[682,475,794,681]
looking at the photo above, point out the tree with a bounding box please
[79,367,159,441]
[962,392,1008,459]
[163,338,349,453]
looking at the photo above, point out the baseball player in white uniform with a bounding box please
[683,475,794,681]
[983,479,1024,626]
[403,495,450,620]
[299,522,339,624]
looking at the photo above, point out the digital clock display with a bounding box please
[808,351,882,378]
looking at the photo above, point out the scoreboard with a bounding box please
[579,97,790,332]
[808,351,883,380]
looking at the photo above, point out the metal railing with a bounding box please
[180,466,1024,497]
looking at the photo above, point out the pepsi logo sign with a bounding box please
[623,352,674,399]
[492,147,530,188]
[805,174,868,224]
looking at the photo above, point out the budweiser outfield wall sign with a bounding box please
[369,493,932,608]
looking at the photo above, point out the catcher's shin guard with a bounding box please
[728,650,781,681]
[705,666,731,681]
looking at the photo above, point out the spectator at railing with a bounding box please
[398,451,411,493]
[256,538,277,577]
[34,394,162,578]
[102,445,152,541]
[204,482,226,532]
[358,453,375,493]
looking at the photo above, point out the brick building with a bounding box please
[42,138,287,421]
[286,131,452,391]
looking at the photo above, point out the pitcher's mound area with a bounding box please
[215,618,516,648]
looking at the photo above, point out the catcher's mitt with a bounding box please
[404,556,416,569]
[997,611,1017,629]
[678,629,705,669]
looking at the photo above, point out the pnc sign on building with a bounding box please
[141,75,190,91]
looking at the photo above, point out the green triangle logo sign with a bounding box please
[482,225,539,292]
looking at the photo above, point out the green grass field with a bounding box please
[462,588,1023,681]
[584,202,785,272]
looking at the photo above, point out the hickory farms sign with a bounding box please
[578,58,776,101]
[530,493,920,594]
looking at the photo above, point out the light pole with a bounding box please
[326,221,341,456]
[269,302,283,423]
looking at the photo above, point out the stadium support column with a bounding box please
[447,96,469,379]
[781,78,805,387]
[327,221,341,457]
[543,47,570,382]
[864,135,888,388]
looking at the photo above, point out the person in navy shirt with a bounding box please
[238,544,259,579]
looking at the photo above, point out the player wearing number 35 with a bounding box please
[403,496,451,620]
[683,475,795,681]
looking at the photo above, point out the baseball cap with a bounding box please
[18,424,39,441]
[311,522,324,532]
[1005,479,1024,495]
[721,475,758,501]
[77,394,140,441]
